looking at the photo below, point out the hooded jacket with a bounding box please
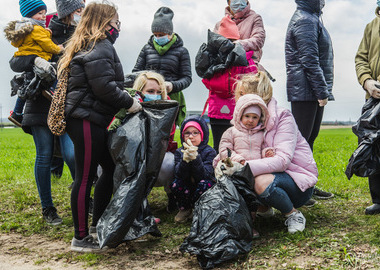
[355,7,380,99]
[174,116,217,183]
[214,2,265,62]
[285,0,334,102]
[213,94,269,165]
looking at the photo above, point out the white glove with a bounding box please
[127,98,142,113]
[215,160,243,179]
[364,79,380,99]
[182,139,198,163]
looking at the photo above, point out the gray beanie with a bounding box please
[151,7,174,34]
[55,0,85,19]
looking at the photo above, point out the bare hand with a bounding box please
[318,98,328,107]
[364,79,380,99]
[165,82,173,93]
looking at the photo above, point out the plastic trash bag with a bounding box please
[346,97,380,179]
[97,100,179,248]
[180,165,254,269]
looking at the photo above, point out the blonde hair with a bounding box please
[57,2,117,76]
[235,71,273,104]
[133,71,167,100]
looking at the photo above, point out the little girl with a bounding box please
[170,116,217,223]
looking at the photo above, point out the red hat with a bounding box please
[218,15,240,40]
[182,121,204,141]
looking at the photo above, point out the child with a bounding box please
[170,116,217,223]
[4,0,63,126]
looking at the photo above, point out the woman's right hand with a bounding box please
[127,98,142,113]
[364,79,380,99]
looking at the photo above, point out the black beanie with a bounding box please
[151,7,174,34]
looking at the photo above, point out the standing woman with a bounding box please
[133,6,192,127]
[58,2,141,252]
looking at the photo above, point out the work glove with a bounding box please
[214,159,244,179]
[364,79,380,99]
[107,108,127,131]
[182,139,198,163]
[127,98,142,113]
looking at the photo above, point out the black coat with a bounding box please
[65,34,134,128]
[48,15,75,46]
[132,34,192,93]
[285,0,334,102]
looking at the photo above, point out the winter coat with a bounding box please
[4,20,61,61]
[214,2,265,62]
[174,116,217,184]
[355,7,380,100]
[132,34,192,94]
[213,94,269,165]
[48,15,75,46]
[285,0,334,102]
[65,33,134,128]
[246,97,318,192]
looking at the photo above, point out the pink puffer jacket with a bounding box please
[213,94,269,165]
[214,2,266,62]
[246,98,318,192]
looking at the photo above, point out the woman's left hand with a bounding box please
[165,82,173,93]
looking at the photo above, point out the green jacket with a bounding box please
[355,7,380,99]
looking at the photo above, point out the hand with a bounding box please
[265,149,275,158]
[58,44,64,52]
[181,148,192,163]
[46,28,52,34]
[214,160,243,179]
[364,79,380,99]
[165,82,173,93]
[107,117,121,131]
[182,139,198,161]
[318,98,328,107]
[127,98,142,113]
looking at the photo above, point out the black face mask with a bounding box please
[108,26,119,43]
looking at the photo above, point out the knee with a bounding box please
[254,174,275,195]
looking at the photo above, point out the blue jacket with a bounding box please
[174,116,217,183]
[285,0,334,102]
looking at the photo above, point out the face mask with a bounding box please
[71,13,81,26]
[154,35,170,46]
[108,26,119,43]
[144,94,162,102]
[229,0,247,14]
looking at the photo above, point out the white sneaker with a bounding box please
[256,207,275,218]
[284,211,306,233]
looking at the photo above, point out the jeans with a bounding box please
[31,126,75,209]
[13,97,26,114]
[257,172,314,214]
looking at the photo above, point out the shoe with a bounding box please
[42,206,62,226]
[166,193,177,213]
[89,226,97,240]
[303,198,317,208]
[365,204,380,215]
[256,207,275,218]
[174,209,192,223]
[252,228,260,239]
[313,187,334,200]
[42,88,54,101]
[88,197,94,217]
[285,211,306,233]
[8,111,23,127]
[71,235,105,253]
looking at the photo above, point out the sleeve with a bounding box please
[238,14,266,53]
[174,148,191,179]
[191,147,217,182]
[32,27,61,55]
[218,128,245,163]
[169,47,192,93]
[355,23,373,87]
[132,46,147,72]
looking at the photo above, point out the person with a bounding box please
[5,0,64,127]
[132,6,192,127]
[170,116,217,223]
[226,71,318,233]
[285,0,334,201]
[58,2,142,252]
[354,2,380,215]
[198,15,258,152]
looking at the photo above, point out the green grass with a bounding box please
[0,127,379,269]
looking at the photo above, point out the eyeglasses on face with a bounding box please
[183,131,201,137]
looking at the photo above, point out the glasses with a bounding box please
[183,131,201,137]
[110,20,121,29]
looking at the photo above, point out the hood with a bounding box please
[180,115,210,150]
[231,94,269,133]
[4,20,34,43]
[295,0,324,15]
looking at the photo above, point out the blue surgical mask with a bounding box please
[144,94,162,102]
[154,35,170,46]
[229,0,247,14]
[377,0,380,7]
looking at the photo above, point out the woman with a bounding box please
[58,2,141,252]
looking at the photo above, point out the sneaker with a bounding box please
[174,209,192,223]
[88,197,94,217]
[284,211,306,233]
[71,235,105,253]
[42,206,62,225]
[303,198,317,208]
[8,111,23,127]
[256,207,275,218]
[313,187,334,200]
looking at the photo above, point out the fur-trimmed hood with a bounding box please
[4,20,34,44]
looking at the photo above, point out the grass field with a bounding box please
[0,127,379,269]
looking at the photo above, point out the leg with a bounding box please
[155,152,176,213]
[58,133,75,180]
[192,179,214,204]
[209,118,232,153]
[365,174,380,215]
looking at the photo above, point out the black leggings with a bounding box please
[66,118,115,239]
[209,118,232,153]
[291,101,324,152]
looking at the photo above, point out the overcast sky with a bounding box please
[0,0,376,122]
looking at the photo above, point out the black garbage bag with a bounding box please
[180,165,254,269]
[346,97,380,179]
[97,100,179,248]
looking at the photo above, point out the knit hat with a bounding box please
[55,0,85,19]
[20,0,47,18]
[151,7,174,34]
[243,105,262,117]
[182,121,204,141]
[218,15,240,40]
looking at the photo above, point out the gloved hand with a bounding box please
[364,79,380,98]
[127,98,142,113]
[182,139,198,163]
[108,117,121,131]
[318,98,328,107]
[214,160,244,179]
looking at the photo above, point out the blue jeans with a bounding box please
[31,126,75,208]
[256,172,314,214]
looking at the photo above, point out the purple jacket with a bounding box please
[247,98,318,192]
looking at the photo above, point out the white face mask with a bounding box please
[230,0,247,14]
[71,13,81,26]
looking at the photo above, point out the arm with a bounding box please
[218,128,245,163]
[169,47,192,93]
[355,23,374,87]
[238,14,266,53]
[32,27,61,55]
[132,46,147,73]
[191,147,217,182]
[174,148,191,179]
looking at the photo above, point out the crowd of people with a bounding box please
[4,0,379,255]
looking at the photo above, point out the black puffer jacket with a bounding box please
[132,34,192,93]
[49,15,75,45]
[285,0,334,102]
[65,34,134,128]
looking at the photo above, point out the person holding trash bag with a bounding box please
[58,2,142,252]
[220,71,318,233]
[354,2,380,215]
[170,116,217,223]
